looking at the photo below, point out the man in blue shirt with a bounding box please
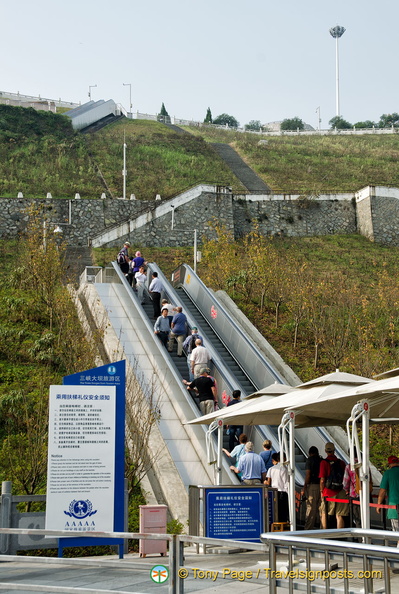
[230,442,267,485]
[167,307,187,356]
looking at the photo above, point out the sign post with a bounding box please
[45,361,126,557]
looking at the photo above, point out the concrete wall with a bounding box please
[1,184,398,247]
[356,186,399,245]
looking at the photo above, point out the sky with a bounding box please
[2,0,398,129]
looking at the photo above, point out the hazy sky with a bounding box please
[3,0,397,129]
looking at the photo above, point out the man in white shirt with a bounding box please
[190,339,210,378]
[149,272,163,318]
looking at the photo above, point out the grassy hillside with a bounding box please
[0,105,102,198]
[84,119,246,199]
[183,125,399,193]
[2,105,399,199]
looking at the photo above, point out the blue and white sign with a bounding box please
[205,488,264,542]
[46,385,116,533]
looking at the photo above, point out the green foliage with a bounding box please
[213,113,239,128]
[378,113,399,128]
[199,229,399,468]
[0,104,74,141]
[157,102,171,124]
[354,120,376,129]
[245,120,262,131]
[280,117,304,131]
[204,107,213,124]
[167,518,185,534]
[86,119,245,199]
[0,225,96,494]
[329,116,352,130]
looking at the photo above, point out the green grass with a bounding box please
[85,119,246,199]
[3,105,399,200]
[182,126,399,193]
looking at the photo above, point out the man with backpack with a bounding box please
[117,241,130,276]
[319,442,348,529]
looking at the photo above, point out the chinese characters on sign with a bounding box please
[46,385,116,534]
[205,489,264,542]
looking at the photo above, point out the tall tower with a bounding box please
[329,25,346,117]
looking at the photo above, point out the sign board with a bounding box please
[46,361,126,555]
[46,385,116,533]
[205,487,265,542]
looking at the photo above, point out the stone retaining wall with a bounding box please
[0,185,397,247]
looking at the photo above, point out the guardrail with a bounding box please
[1,527,399,593]
[261,527,399,594]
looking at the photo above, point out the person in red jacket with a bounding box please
[319,442,348,529]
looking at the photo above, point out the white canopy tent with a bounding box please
[188,371,377,530]
[190,383,295,485]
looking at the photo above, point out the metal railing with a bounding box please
[1,527,399,593]
[261,528,399,594]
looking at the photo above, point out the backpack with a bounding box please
[325,459,344,491]
[117,250,126,265]
[189,334,197,353]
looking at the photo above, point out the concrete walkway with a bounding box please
[211,143,271,193]
[0,543,393,593]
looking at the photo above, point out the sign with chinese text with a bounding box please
[205,488,264,542]
[46,385,116,533]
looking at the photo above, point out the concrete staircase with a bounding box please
[211,142,271,193]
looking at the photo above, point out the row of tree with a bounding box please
[200,225,399,379]
[159,102,399,132]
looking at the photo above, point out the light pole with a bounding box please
[329,25,346,118]
[316,106,321,131]
[122,131,127,199]
[123,83,132,115]
[88,84,97,101]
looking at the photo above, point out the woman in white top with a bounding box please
[135,266,147,304]
[265,452,289,523]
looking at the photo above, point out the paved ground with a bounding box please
[0,544,394,593]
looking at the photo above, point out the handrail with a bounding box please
[147,262,253,399]
[97,262,236,484]
[171,263,284,389]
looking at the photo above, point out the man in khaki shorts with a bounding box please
[319,442,348,529]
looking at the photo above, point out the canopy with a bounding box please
[186,382,295,426]
[200,377,375,428]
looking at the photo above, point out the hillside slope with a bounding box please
[2,105,399,199]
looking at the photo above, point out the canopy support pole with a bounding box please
[216,420,224,485]
[346,400,370,530]
[279,411,296,531]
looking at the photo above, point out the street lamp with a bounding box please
[123,83,132,115]
[329,25,346,117]
[88,84,97,100]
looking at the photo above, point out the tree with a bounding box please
[329,116,352,129]
[378,113,399,128]
[280,117,304,131]
[213,113,239,128]
[354,120,375,129]
[204,107,213,124]
[157,102,171,124]
[245,120,261,131]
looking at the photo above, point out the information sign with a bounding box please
[46,385,116,533]
[46,361,126,555]
[205,487,264,542]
